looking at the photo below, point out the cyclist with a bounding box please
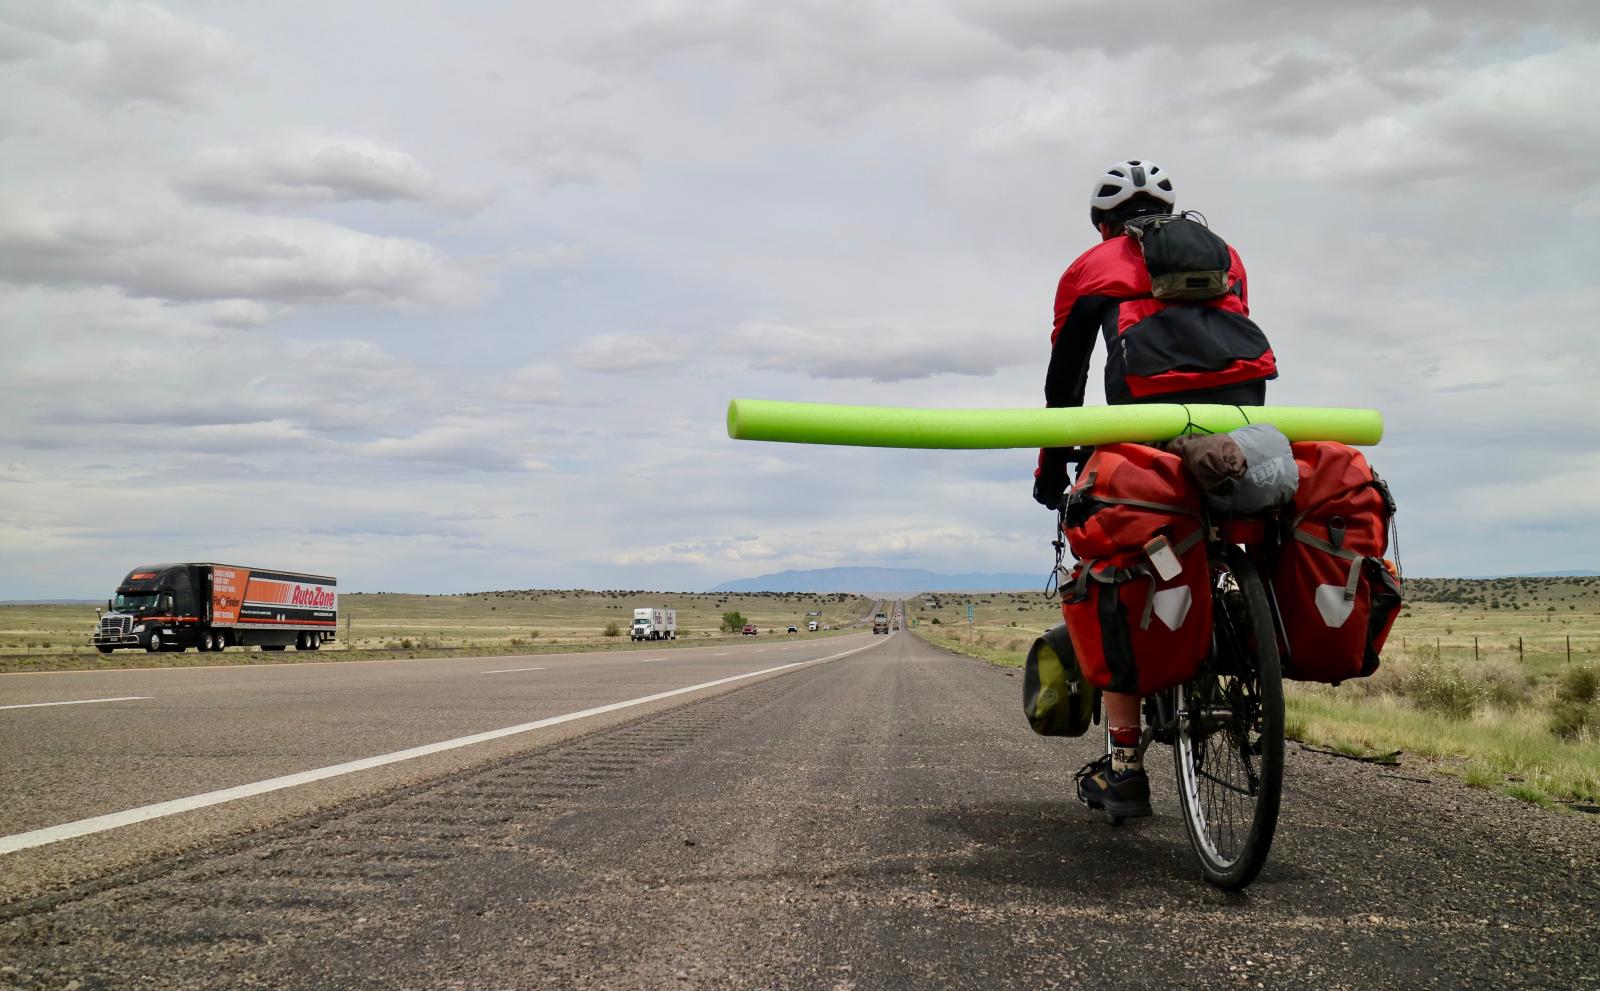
[1033,159,1276,819]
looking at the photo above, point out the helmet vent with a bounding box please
[1158,179,1173,191]
[1097,184,1122,198]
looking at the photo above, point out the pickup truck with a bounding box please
[742,624,758,635]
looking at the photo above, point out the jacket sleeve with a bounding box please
[1035,260,1107,489]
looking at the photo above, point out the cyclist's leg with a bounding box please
[1103,691,1142,769]
[1077,690,1152,818]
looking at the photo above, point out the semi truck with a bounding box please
[91,563,337,654]
[873,611,890,634]
[631,607,677,641]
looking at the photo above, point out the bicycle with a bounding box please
[1057,447,1286,891]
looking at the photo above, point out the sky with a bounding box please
[1,1,1597,597]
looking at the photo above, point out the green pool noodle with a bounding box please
[726,400,1383,449]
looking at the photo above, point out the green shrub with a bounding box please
[1549,702,1595,742]
[1478,663,1532,709]
[1557,665,1600,707]
[602,622,621,638]
[1403,664,1486,720]
[399,638,413,649]
[720,611,746,633]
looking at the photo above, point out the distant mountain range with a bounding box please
[708,567,1046,596]
[1459,570,1599,579]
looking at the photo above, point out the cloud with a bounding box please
[0,201,493,308]
[594,0,1016,121]
[174,133,493,214]
[952,1,1597,59]
[360,418,550,473]
[725,320,1030,382]
[569,332,688,373]
[495,363,599,407]
[0,0,243,109]
[509,126,640,187]
[1263,44,1600,187]
[615,534,774,567]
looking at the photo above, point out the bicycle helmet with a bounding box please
[1089,159,1176,228]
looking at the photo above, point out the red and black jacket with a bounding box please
[1036,233,1276,493]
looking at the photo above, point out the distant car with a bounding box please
[742,624,758,635]
[787,625,798,633]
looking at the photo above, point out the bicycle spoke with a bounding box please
[1195,767,1254,797]
[1173,548,1285,889]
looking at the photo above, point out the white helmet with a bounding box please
[1089,159,1175,226]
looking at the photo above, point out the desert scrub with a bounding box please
[1403,663,1488,720]
[1550,664,1599,741]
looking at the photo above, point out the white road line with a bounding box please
[0,639,886,855]
[0,696,151,711]
[713,652,729,656]
[637,658,666,663]
[481,667,547,674]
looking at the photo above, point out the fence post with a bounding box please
[1568,636,1572,664]
[1474,636,1479,661]
[1436,637,1440,656]
[1519,636,1524,663]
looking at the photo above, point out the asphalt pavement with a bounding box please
[2,630,1596,989]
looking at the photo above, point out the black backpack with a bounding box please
[1125,212,1234,301]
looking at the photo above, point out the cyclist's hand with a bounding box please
[1033,474,1067,510]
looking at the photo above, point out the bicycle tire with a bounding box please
[1173,546,1285,890]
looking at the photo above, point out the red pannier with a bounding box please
[1060,443,1212,695]
[1274,442,1402,683]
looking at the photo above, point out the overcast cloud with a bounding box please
[1,0,1596,597]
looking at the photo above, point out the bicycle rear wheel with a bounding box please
[1173,546,1284,890]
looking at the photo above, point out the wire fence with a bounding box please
[1389,635,1600,665]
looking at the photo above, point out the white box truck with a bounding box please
[631,607,677,641]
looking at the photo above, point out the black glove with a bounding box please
[1034,447,1072,509]
[1033,473,1067,510]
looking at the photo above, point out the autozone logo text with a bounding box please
[290,585,336,608]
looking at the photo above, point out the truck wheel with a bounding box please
[195,636,210,653]
[146,632,163,653]
[211,632,226,651]
[308,635,321,651]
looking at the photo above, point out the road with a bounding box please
[2,630,1596,989]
